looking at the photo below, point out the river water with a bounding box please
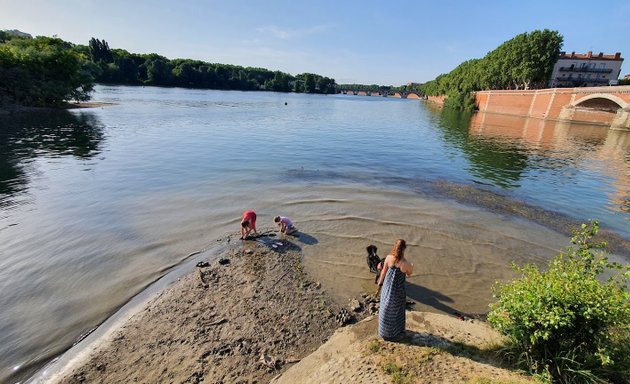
[1,85,629,383]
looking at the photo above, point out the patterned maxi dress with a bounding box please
[378,266,406,340]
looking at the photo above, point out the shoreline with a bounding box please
[36,232,371,384]
[31,231,534,384]
[0,101,115,115]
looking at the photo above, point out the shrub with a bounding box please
[488,221,630,383]
[443,90,478,112]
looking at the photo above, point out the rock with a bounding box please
[245,249,253,254]
[349,298,361,312]
[260,353,278,370]
[314,281,321,289]
[218,258,230,265]
[195,261,210,268]
[335,308,353,326]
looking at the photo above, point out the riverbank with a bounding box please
[272,312,534,384]
[40,229,541,384]
[45,233,363,383]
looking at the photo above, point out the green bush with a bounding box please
[443,90,477,112]
[488,221,630,383]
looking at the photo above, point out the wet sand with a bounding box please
[0,101,114,114]
[47,233,370,384]
[42,233,535,384]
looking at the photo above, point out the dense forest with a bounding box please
[0,31,337,107]
[81,38,336,93]
[420,29,564,110]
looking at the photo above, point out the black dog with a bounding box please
[366,245,384,284]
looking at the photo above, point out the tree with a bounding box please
[145,57,173,85]
[0,36,94,106]
[88,37,113,63]
[421,30,564,109]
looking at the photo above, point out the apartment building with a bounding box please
[549,51,623,87]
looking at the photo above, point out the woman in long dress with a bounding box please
[377,239,414,340]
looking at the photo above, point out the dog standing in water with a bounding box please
[366,245,384,284]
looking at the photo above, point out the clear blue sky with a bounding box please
[1,0,629,85]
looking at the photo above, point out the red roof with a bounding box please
[559,51,623,61]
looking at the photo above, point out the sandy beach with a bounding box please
[34,229,540,384]
[47,233,365,383]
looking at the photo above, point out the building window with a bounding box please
[600,63,606,69]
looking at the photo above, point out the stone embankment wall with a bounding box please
[426,86,630,130]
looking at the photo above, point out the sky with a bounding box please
[1,0,629,85]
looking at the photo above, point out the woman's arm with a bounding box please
[404,260,414,277]
[377,255,391,286]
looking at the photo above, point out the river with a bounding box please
[1,85,629,383]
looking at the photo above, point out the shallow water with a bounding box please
[1,86,629,382]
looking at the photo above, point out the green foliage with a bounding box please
[367,340,382,353]
[421,29,563,110]
[82,38,336,94]
[443,90,477,112]
[488,221,630,383]
[618,79,630,86]
[88,37,112,63]
[0,36,94,106]
[382,361,412,384]
[467,378,534,384]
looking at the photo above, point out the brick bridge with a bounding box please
[338,89,423,99]
[474,85,630,131]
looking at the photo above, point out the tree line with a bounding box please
[81,38,336,93]
[0,31,337,107]
[420,29,564,110]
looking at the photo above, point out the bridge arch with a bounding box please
[572,94,628,111]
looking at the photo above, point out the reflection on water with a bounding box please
[436,109,529,188]
[0,111,104,208]
[0,86,629,383]
[426,106,630,231]
[466,111,630,218]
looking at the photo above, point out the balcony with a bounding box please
[556,77,610,84]
[559,66,613,73]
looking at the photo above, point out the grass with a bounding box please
[382,360,412,384]
[467,378,535,384]
[367,340,381,353]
